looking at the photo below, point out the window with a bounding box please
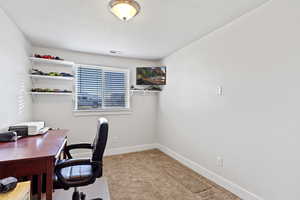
[75,65,130,111]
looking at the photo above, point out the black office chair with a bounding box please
[53,118,109,200]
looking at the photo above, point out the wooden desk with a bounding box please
[0,130,68,200]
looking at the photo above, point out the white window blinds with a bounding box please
[75,65,130,111]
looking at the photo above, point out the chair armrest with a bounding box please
[55,159,91,170]
[55,159,94,187]
[64,143,93,158]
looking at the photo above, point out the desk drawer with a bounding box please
[0,158,49,178]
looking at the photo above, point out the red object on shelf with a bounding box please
[34,54,64,60]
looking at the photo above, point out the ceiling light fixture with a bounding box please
[109,0,141,21]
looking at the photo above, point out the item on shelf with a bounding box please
[145,85,162,91]
[130,85,143,90]
[48,72,60,76]
[130,85,162,92]
[31,88,72,93]
[34,54,64,60]
[130,85,146,91]
[130,88,145,91]
[31,69,74,77]
[59,72,73,77]
[31,69,46,75]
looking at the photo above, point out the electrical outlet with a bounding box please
[217,156,223,168]
[217,86,223,96]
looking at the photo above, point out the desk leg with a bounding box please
[46,158,54,200]
[27,175,33,194]
[37,174,42,200]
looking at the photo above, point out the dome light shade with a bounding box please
[109,0,140,21]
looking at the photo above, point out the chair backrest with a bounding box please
[92,118,108,163]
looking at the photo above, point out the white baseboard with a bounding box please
[72,143,263,200]
[71,143,157,158]
[156,144,264,200]
[104,143,157,156]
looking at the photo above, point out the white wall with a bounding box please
[158,0,300,200]
[0,8,32,130]
[32,47,160,151]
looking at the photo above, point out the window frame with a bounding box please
[74,64,131,114]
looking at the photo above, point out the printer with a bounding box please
[8,121,48,137]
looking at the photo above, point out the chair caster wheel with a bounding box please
[80,192,86,200]
[72,191,80,200]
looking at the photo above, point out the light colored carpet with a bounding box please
[104,149,241,200]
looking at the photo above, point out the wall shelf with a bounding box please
[130,90,161,96]
[29,56,75,98]
[29,57,75,67]
[30,74,74,81]
[30,92,73,96]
